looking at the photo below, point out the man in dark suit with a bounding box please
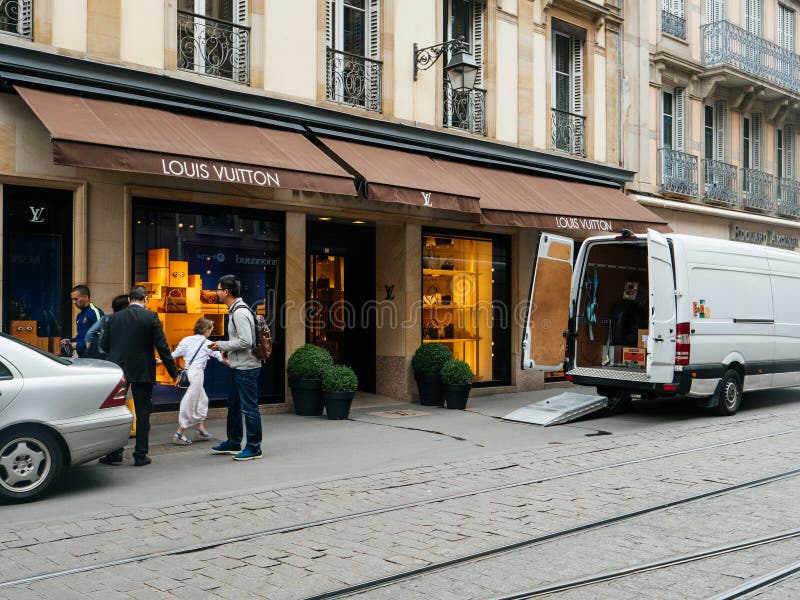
[100,285,178,466]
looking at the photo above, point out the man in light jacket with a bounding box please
[209,274,263,461]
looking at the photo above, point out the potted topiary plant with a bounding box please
[287,344,334,416]
[321,365,358,420]
[440,359,473,410]
[411,343,453,406]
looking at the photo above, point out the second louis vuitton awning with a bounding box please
[15,86,357,196]
[434,159,670,235]
[318,137,481,213]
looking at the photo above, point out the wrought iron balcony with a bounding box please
[177,10,250,85]
[443,83,486,135]
[661,9,686,39]
[777,178,800,218]
[658,148,698,197]
[742,168,775,211]
[551,108,586,157]
[702,20,800,95]
[326,48,383,113]
[0,0,32,38]
[703,159,738,206]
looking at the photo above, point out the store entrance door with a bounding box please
[3,186,73,352]
[307,220,376,393]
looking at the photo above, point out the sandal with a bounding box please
[194,428,212,441]
[173,432,192,445]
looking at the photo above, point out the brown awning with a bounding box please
[15,86,357,196]
[318,138,480,213]
[434,160,670,234]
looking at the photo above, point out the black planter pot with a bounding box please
[415,371,444,406]
[290,378,324,416]
[323,391,355,420]
[442,383,471,410]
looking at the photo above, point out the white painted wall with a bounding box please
[495,18,518,143]
[395,0,437,125]
[52,0,87,53]
[121,0,164,69]
[264,0,317,100]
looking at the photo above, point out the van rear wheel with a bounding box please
[713,370,743,416]
[598,388,632,415]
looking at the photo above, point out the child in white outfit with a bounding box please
[171,317,227,444]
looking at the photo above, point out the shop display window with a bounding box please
[133,201,284,406]
[421,231,510,385]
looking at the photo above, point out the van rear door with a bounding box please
[647,230,677,382]
[521,233,574,371]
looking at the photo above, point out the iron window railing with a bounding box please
[658,148,698,197]
[0,0,32,38]
[325,48,383,113]
[742,168,775,211]
[703,159,739,206]
[177,10,250,85]
[661,9,686,39]
[443,83,487,136]
[551,108,586,157]
[702,20,800,95]
[777,178,800,218]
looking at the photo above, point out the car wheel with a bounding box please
[0,427,63,503]
[713,370,743,416]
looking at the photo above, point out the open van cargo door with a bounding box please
[522,233,574,371]
[647,229,677,382]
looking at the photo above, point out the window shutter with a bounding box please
[472,0,484,87]
[366,0,381,112]
[233,0,249,84]
[752,112,762,170]
[675,88,686,151]
[714,100,726,161]
[779,5,795,51]
[705,0,724,23]
[326,0,335,48]
[19,0,32,37]
[571,37,583,115]
[786,126,795,178]
[746,0,762,35]
[677,0,685,18]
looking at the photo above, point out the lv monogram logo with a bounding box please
[421,192,432,207]
[28,206,45,223]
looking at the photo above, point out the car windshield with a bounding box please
[0,333,72,365]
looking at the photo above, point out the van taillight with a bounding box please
[675,322,691,366]
[100,378,127,409]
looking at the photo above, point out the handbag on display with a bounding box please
[164,287,188,313]
[441,294,452,305]
[423,245,438,270]
[423,284,440,306]
[200,290,218,304]
[176,339,205,389]
[424,319,440,340]
[443,324,455,339]
[441,260,455,271]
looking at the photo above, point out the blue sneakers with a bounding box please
[211,441,240,455]
[232,447,263,461]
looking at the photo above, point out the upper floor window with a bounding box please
[443,0,485,135]
[779,4,795,51]
[745,0,761,35]
[325,0,382,113]
[777,126,795,179]
[551,19,585,156]
[704,0,725,24]
[742,113,762,171]
[0,0,32,38]
[661,0,686,39]
[177,0,250,85]
[661,89,685,151]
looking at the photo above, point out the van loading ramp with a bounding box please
[502,392,609,426]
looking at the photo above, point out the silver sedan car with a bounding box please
[0,333,132,503]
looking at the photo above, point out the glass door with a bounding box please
[308,253,346,364]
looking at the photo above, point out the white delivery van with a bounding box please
[522,229,800,415]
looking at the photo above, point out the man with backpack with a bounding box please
[209,274,265,461]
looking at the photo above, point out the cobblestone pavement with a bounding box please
[3,404,800,598]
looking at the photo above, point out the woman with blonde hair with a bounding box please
[171,317,227,444]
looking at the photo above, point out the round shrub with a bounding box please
[411,343,453,374]
[321,365,358,393]
[440,360,473,386]
[287,344,334,380]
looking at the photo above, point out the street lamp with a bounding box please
[413,36,478,89]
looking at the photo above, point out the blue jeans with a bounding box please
[226,368,262,452]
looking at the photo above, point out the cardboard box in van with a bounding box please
[622,347,645,366]
[637,329,648,349]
